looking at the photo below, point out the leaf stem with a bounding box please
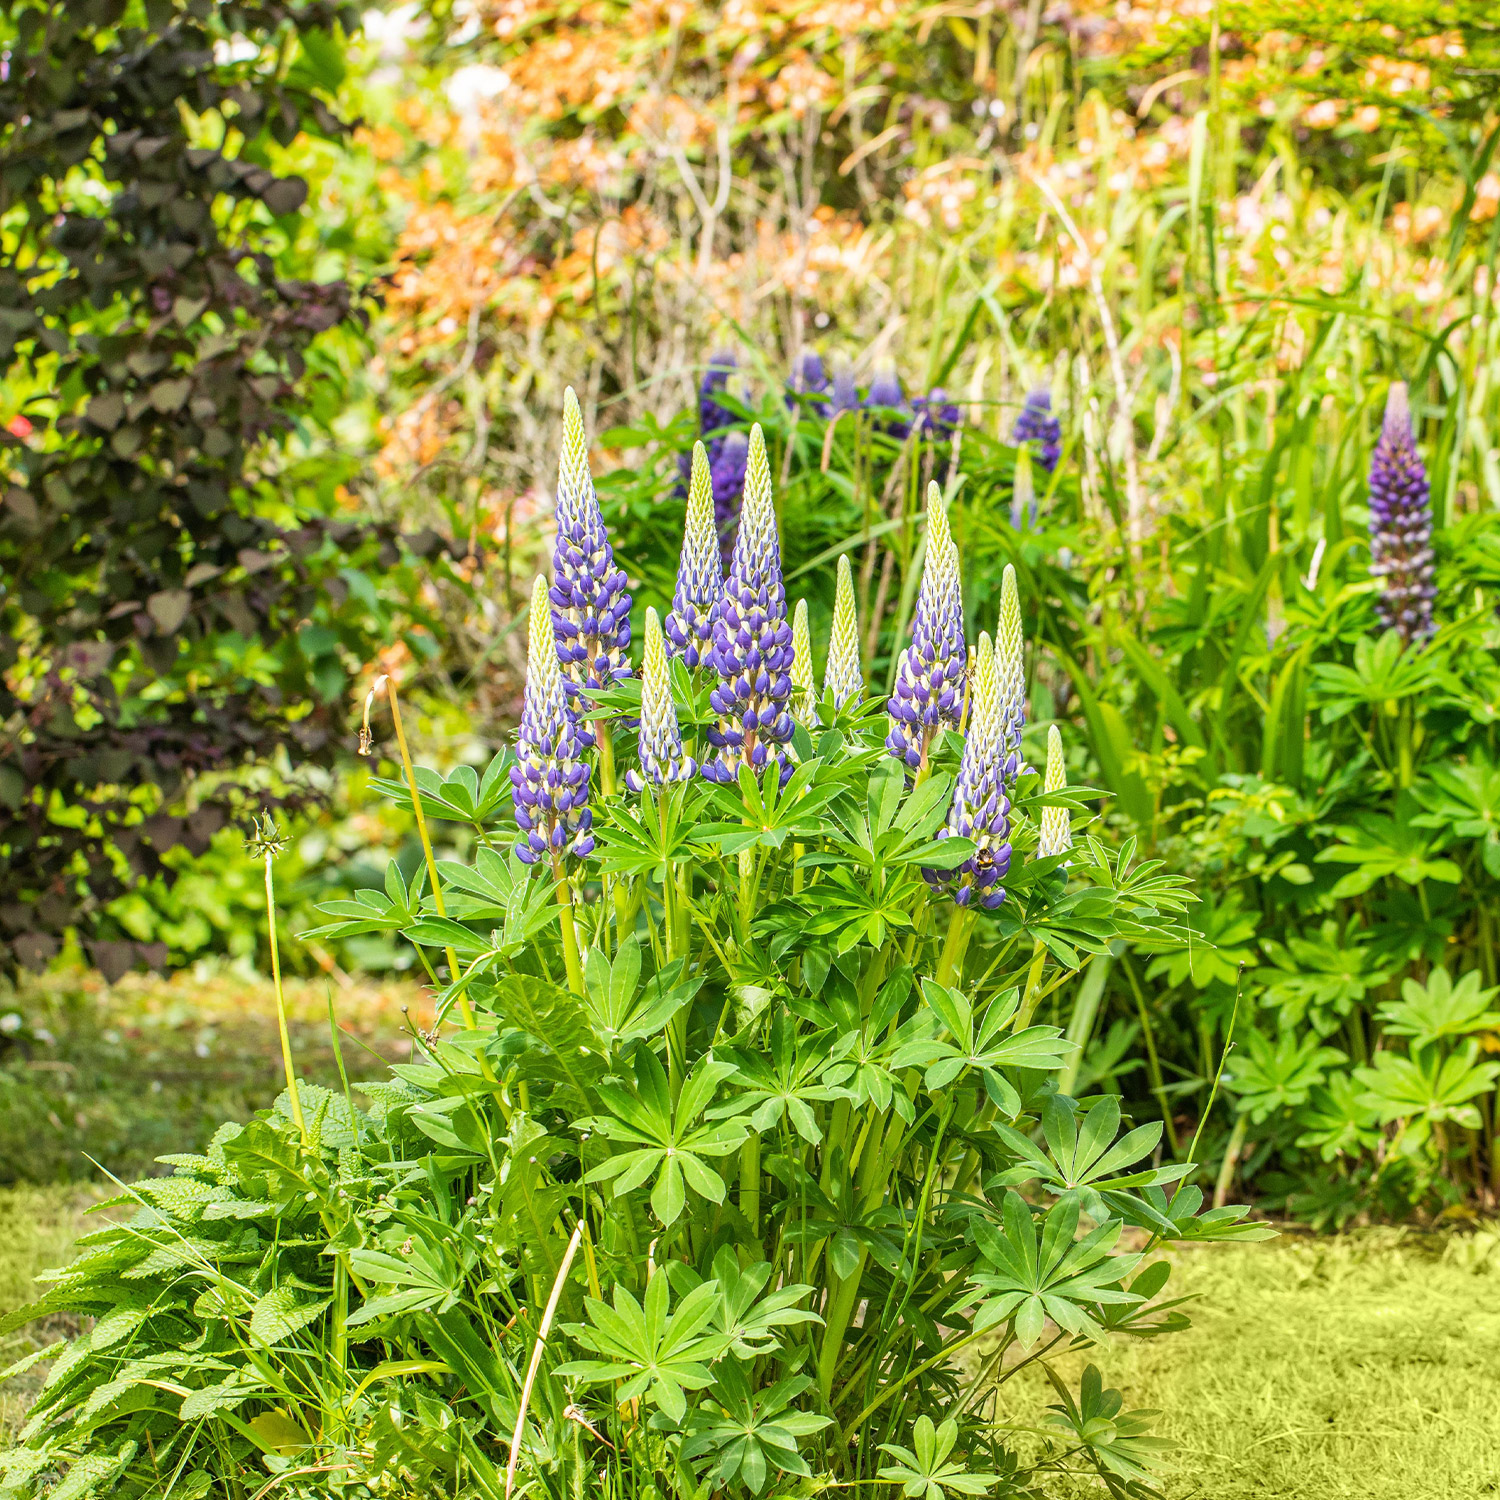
[263,849,306,1143]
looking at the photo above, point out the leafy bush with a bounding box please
[0,0,458,980]
[0,401,1266,1498]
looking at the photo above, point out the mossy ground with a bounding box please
[999,1230,1500,1499]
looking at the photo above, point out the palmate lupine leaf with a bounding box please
[878,1415,1003,1500]
[300,858,425,942]
[968,1193,1141,1348]
[684,1367,830,1495]
[1045,1365,1173,1492]
[993,1096,1187,1200]
[1224,1028,1346,1124]
[1314,808,1462,897]
[580,1052,747,1225]
[708,1012,846,1143]
[368,750,514,829]
[580,938,703,1050]
[1411,750,1500,877]
[1375,965,1500,1048]
[555,1272,726,1424]
[664,1247,821,1358]
[1354,1047,1500,1140]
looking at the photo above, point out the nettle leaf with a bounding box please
[249,1286,331,1346]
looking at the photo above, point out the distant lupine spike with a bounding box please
[831,357,860,413]
[626,608,696,792]
[927,633,1011,908]
[886,483,966,770]
[825,554,863,709]
[1036,726,1073,860]
[665,441,722,668]
[511,576,595,868]
[995,564,1027,777]
[675,351,738,497]
[1012,388,1061,473]
[1010,445,1036,531]
[711,428,749,570]
[787,351,830,417]
[914,387,960,439]
[791,598,817,724]
[1368,381,1436,646]
[866,358,911,439]
[704,424,795,782]
[551,388,633,704]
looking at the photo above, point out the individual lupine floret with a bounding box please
[995,564,1027,778]
[825,554,863,709]
[551,388,632,703]
[1010,445,1036,531]
[665,441,723,668]
[711,429,749,569]
[928,633,1011,909]
[1368,380,1436,646]
[886,484,966,770]
[1035,725,1073,860]
[1012,388,1061,473]
[626,607,696,792]
[791,599,816,724]
[703,424,795,782]
[512,576,595,868]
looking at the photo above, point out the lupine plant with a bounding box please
[0,389,1266,1500]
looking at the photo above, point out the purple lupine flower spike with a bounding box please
[711,428,749,570]
[704,423,795,784]
[887,483,966,772]
[1012,388,1061,473]
[551,388,633,705]
[675,350,739,497]
[665,440,723,668]
[1368,381,1436,646]
[866,358,911,440]
[512,575,595,869]
[914,387,960,439]
[626,607,696,792]
[831,357,860,413]
[927,633,1011,909]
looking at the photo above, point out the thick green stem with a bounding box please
[555,877,585,995]
[739,1133,761,1249]
[1056,954,1111,1094]
[934,906,971,987]
[1015,938,1050,1030]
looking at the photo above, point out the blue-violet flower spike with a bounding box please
[551,387,633,705]
[626,607,696,792]
[825,554,863,709]
[704,423,795,783]
[928,633,1011,909]
[512,575,595,868]
[1368,380,1436,646]
[1012,388,1061,473]
[665,440,723,668]
[886,482,966,771]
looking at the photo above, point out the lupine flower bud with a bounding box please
[704,424,795,782]
[995,564,1027,778]
[626,607,696,792]
[551,388,632,704]
[665,441,723,668]
[1368,381,1436,646]
[512,576,595,867]
[825,554,863,709]
[866,359,911,440]
[1010,445,1036,530]
[791,599,816,724]
[1036,725,1072,860]
[886,484,966,770]
[712,429,749,569]
[1012,388,1061,473]
[928,633,1011,909]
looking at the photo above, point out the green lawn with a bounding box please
[1000,1231,1500,1499]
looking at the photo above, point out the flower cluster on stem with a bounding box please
[665,441,723,668]
[512,575,596,869]
[887,484,966,771]
[1036,725,1073,860]
[703,424,795,782]
[1368,380,1436,646]
[551,388,632,704]
[626,608,696,791]
[1012,388,1061,472]
[825,554,863,709]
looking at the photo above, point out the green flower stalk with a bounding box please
[791,599,816,724]
[996,564,1027,779]
[825,554,863,709]
[1036,725,1073,859]
[626,607,696,790]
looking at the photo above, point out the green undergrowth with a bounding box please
[999,1232,1500,1499]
